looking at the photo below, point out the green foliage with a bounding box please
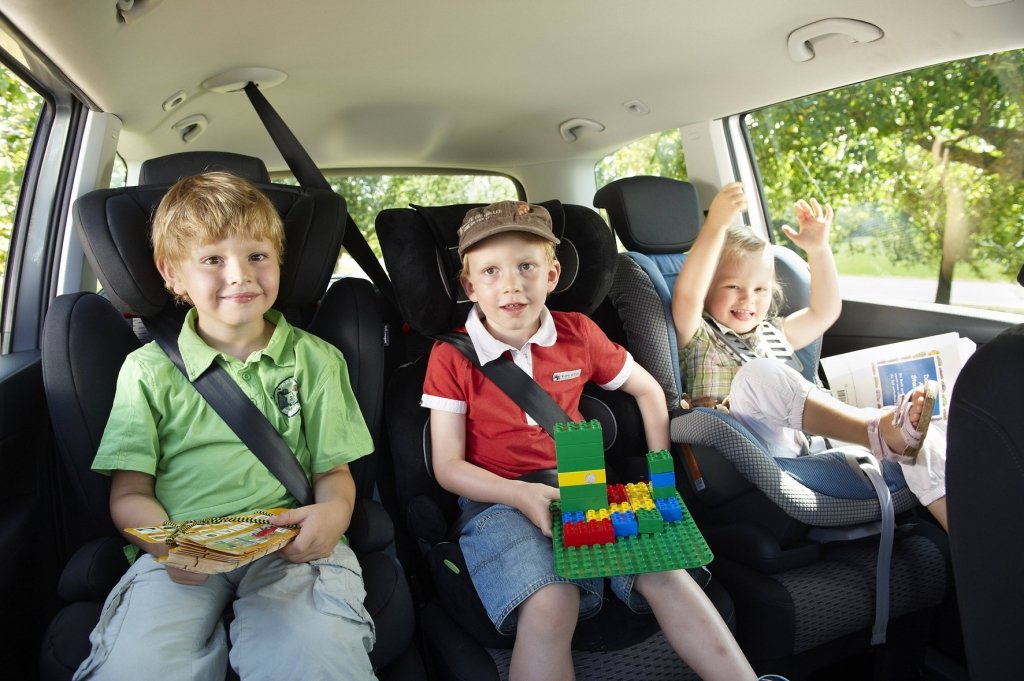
[595,129,688,189]
[0,65,44,278]
[747,49,1024,297]
[323,173,518,257]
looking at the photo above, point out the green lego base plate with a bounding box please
[550,493,713,579]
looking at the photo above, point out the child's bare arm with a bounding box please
[780,198,842,350]
[618,363,670,451]
[672,182,747,348]
[273,463,356,563]
[431,409,560,537]
[110,470,207,585]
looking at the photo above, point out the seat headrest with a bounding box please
[377,201,616,336]
[73,154,344,317]
[139,151,271,185]
[594,176,702,254]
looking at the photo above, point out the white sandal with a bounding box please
[867,380,938,465]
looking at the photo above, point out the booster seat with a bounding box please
[376,199,736,680]
[594,176,949,675]
[39,151,424,680]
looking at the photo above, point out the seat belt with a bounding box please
[242,82,397,308]
[144,312,315,507]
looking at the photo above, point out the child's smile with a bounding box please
[706,250,775,334]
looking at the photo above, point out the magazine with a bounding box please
[124,508,298,574]
[819,332,976,420]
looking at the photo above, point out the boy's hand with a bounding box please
[704,181,747,230]
[515,483,561,538]
[782,198,833,253]
[271,502,348,563]
[165,565,209,585]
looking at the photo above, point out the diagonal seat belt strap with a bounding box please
[242,81,397,307]
[145,313,314,507]
[435,332,570,437]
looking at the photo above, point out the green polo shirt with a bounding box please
[92,308,373,521]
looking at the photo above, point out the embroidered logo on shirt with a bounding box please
[275,377,301,417]
[552,369,582,382]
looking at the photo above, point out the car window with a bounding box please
[0,61,45,312]
[595,128,688,188]
[281,172,520,276]
[746,48,1024,316]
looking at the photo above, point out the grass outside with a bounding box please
[831,246,1013,283]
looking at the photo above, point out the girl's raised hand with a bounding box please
[704,181,747,230]
[782,198,833,252]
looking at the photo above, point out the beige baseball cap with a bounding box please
[457,200,561,256]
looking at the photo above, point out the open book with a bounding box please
[124,508,298,574]
[820,332,976,420]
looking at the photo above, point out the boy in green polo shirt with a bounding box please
[74,172,378,681]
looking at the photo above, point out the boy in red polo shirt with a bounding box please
[421,201,774,681]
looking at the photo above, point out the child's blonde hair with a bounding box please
[458,232,558,281]
[720,225,785,315]
[151,171,284,269]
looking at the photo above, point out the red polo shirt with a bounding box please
[422,309,629,478]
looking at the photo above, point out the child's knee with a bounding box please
[520,582,580,629]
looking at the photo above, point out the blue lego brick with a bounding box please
[649,471,675,489]
[611,510,638,537]
[656,496,683,523]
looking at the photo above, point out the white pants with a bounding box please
[729,358,946,506]
[74,542,377,681]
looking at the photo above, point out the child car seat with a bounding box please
[39,152,424,681]
[376,200,737,681]
[594,176,949,676]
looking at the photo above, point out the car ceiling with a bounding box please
[1,0,1023,173]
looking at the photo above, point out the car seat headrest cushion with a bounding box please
[594,176,702,254]
[378,201,616,336]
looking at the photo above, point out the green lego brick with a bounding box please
[554,421,603,455]
[550,493,713,579]
[651,485,676,500]
[559,487,608,514]
[635,507,664,534]
[646,449,674,474]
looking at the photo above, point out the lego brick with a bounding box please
[611,510,638,537]
[559,486,608,514]
[649,471,675,490]
[656,497,683,523]
[651,485,676,500]
[646,449,674,474]
[636,507,664,535]
[557,469,606,487]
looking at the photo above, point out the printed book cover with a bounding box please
[820,332,976,420]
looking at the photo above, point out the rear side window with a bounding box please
[596,128,688,187]
[0,62,45,311]
[746,49,1024,316]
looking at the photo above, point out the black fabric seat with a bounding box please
[947,307,1024,681]
[38,152,424,680]
[376,200,738,680]
[594,176,951,677]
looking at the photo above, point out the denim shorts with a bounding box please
[458,500,651,635]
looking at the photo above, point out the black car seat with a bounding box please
[947,310,1024,681]
[594,176,950,678]
[38,151,424,681]
[376,200,738,681]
